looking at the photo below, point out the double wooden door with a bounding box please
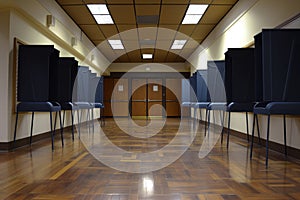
[131,79,163,117]
[103,77,181,118]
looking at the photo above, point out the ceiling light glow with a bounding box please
[182,4,208,24]
[87,4,114,24]
[171,40,187,49]
[142,54,153,59]
[87,4,109,14]
[108,40,124,49]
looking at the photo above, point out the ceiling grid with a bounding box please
[56,0,238,63]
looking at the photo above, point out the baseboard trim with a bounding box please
[199,120,300,160]
[0,125,74,152]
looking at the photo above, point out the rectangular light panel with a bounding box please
[94,15,114,24]
[108,40,124,49]
[171,40,187,50]
[87,4,114,24]
[182,4,208,24]
[87,4,109,14]
[186,4,208,15]
[142,54,153,59]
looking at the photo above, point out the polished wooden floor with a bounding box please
[1,118,300,200]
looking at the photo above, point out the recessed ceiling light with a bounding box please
[87,4,109,15]
[182,15,202,24]
[94,15,114,24]
[108,40,124,50]
[171,40,187,50]
[182,4,208,24]
[186,4,208,15]
[142,54,153,59]
[87,4,114,24]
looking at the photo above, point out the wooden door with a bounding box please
[147,79,163,117]
[103,78,113,117]
[131,79,147,117]
[166,79,181,117]
[112,78,129,117]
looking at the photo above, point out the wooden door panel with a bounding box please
[113,78,128,101]
[103,101,112,116]
[132,79,147,116]
[148,102,163,116]
[104,78,114,101]
[113,102,129,117]
[132,102,146,116]
[166,101,180,117]
[132,79,146,101]
[166,79,181,101]
[148,79,162,101]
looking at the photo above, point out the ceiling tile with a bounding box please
[56,0,84,5]
[127,50,142,62]
[162,0,189,4]
[212,0,238,5]
[83,0,106,3]
[153,49,168,61]
[109,5,136,24]
[135,0,161,4]
[138,27,158,40]
[159,5,187,25]
[97,42,117,62]
[165,52,179,62]
[157,28,176,40]
[63,5,95,24]
[123,40,140,52]
[93,40,106,46]
[155,41,173,51]
[80,25,105,40]
[159,24,179,31]
[99,25,119,38]
[135,5,160,16]
[191,24,214,40]
[184,39,199,48]
[120,29,139,41]
[201,5,232,24]
[106,0,133,4]
[190,0,213,3]
[56,0,236,63]
[141,48,155,54]
[137,24,158,29]
[175,56,186,62]
[117,54,130,62]
[117,24,137,33]
[178,25,196,37]
[179,48,195,58]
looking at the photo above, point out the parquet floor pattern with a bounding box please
[1,118,300,200]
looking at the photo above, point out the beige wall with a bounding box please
[0,10,10,142]
[0,0,109,142]
[188,0,300,149]
[109,62,190,73]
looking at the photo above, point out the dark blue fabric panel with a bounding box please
[196,70,209,102]
[207,61,226,102]
[225,48,255,103]
[18,45,59,102]
[50,57,76,102]
[181,79,190,102]
[189,73,197,102]
[76,66,90,102]
[283,40,300,102]
[254,33,263,102]
[95,76,104,103]
[261,29,300,101]
[89,73,98,103]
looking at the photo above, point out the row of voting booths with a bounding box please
[185,29,300,166]
[14,45,104,150]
